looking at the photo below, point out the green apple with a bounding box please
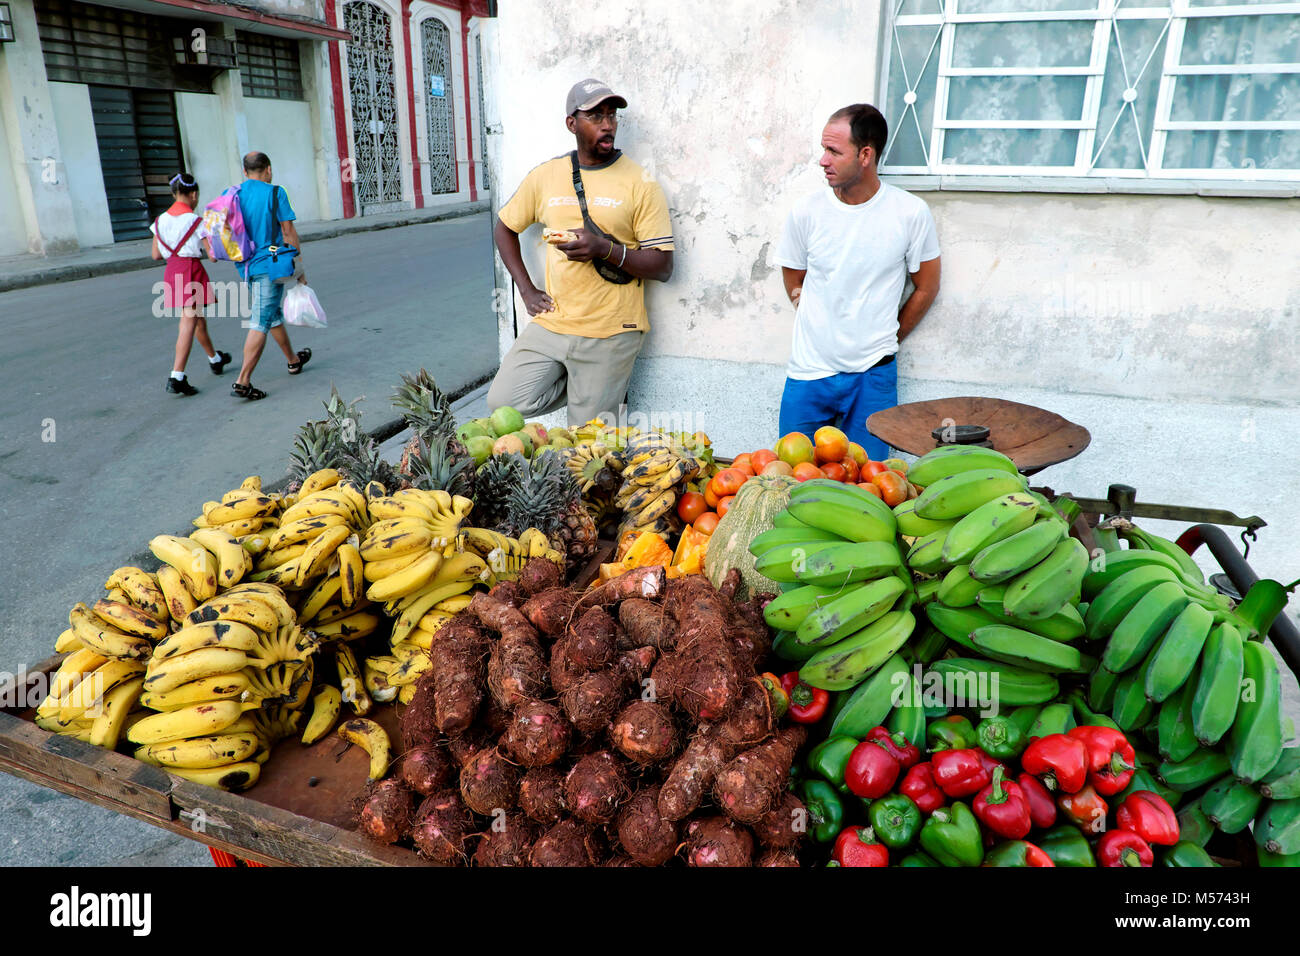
[489,406,525,438]
[457,420,490,443]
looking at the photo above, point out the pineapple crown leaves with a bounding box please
[392,369,457,442]
[405,432,476,497]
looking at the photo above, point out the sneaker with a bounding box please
[166,376,199,396]
[209,350,233,375]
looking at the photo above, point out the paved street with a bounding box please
[0,212,498,865]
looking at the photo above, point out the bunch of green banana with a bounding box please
[613,436,701,545]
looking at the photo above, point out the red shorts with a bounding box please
[162,256,214,311]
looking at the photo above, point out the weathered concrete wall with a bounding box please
[46,83,114,249]
[245,97,321,221]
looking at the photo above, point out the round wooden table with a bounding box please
[867,396,1091,476]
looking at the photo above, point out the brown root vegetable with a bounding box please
[487,579,527,608]
[604,855,639,867]
[431,619,489,735]
[472,812,535,867]
[616,646,658,686]
[617,599,677,650]
[718,567,742,600]
[521,587,576,638]
[753,791,806,849]
[399,669,439,751]
[648,651,682,707]
[671,633,741,722]
[715,676,774,749]
[503,700,570,768]
[567,607,618,670]
[685,815,754,867]
[726,620,771,671]
[487,628,548,710]
[410,789,473,865]
[467,590,536,635]
[572,565,666,616]
[757,847,801,867]
[609,700,677,766]
[519,557,562,596]
[399,745,454,796]
[446,727,494,767]
[658,729,736,822]
[549,637,587,694]
[616,785,679,867]
[479,696,513,738]
[560,668,628,735]
[530,818,603,867]
[518,765,567,825]
[355,778,415,845]
[563,750,630,824]
[459,747,520,816]
[712,726,807,825]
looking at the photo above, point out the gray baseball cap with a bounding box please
[566,78,627,115]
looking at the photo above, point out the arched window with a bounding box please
[344,1,403,209]
[422,17,456,194]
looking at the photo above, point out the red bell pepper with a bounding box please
[983,840,1056,867]
[832,826,889,867]
[1017,772,1057,830]
[1097,828,1154,867]
[844,740,901,799]
[1115,790,1180,846]
[975,749,1009,780]
[900,762,946,814]
[866,725,921,769]
[1021,733,1090,793]
[1057,784,1109,833]
[781,671,829,724]
[974,767,1033,840]
[931,748,991,798]
[1067,725,1136,796]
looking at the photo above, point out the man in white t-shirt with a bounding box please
[773,103,941,460]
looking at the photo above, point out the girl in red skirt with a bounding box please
[151,172,231,395]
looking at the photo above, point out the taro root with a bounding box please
[472,812,535,867]
[479,696,513,738]
[400,670,439,751]
[519,557,562,596]
[488,579,527,609]
[430,619,489,735]
[572,565,666,614]
[563,750,630,824]
[670,633,741,721]
[549,637,587,694]
[616,646,658,686]
[685,815,754,867]
[521,587,576,637]
[530,818,602,867]
[616,785,679,867]
[503,700,570,768]
[567,607,618,670]
[355,778,415,845]
[410,789,473,864]
[609,700,677,766]
[446,727,494,767]
[658,728,736,822]
[712,726,807,825]
[518,765,567,825]
[618,598,676,650]
[715,676,774,749]
[753,791,806,849]
[487,627,548,710]
[560,667,628,735]
[648,651,682,707]
[399,745,454,796]
[459,747,520,816]
[757,847,801,867]
[718,567,742,601]
[604,855,639,867]
[467,591,536,635]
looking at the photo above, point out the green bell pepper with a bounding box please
[983,840,1053,867]
[926,714,977,752]
[1038,824,1097,867]
[1162,841,1219,867]
[799,780,845,845]
[867,794,921,850]
[898,850,940,867]
[806,735,858,791]
[976,715,1026,760]
[918,801,983,867]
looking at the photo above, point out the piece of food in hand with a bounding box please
[544,228,578,245]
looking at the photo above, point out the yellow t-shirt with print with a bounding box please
[497,152,674,339]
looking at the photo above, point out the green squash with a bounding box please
[704,473,798,597]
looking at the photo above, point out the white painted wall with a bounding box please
[47,83,114,249]
[176,92,240,208]
[245,97,321,222]
[0,105,27,257]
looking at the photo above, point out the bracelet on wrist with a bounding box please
[603,238,614,261]
[617,244,627,268]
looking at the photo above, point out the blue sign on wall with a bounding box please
[430,75,446,97]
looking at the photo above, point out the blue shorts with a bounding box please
[778,361,898,461]
[247,274,284,334]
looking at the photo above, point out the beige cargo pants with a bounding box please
[486,322,645,427]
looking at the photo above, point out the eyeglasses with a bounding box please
[576,108,619,124]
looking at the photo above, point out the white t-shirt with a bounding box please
[150,211,204,259]
[774,183,940,380]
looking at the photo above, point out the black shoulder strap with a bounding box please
[569,151,598,233]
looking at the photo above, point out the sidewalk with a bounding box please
[0,200,489,293]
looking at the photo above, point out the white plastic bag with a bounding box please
[283,282,327,328]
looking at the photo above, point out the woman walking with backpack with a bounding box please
[151,172,231,395]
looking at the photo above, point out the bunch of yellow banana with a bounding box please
[149,528,254,605]
[191,475,283,543]
[34,648,146,749]
[248,471,370,594]
[358,492,481,606]
[459,526,564,586]
[613,440,699,546]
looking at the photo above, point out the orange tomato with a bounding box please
[813,426,849,465]
[883,457,909,475]
[856,482,884,498]
[846,442,869,466]
[677,491,707,524]
[793,462,825,482]
[717,495,736,518]
[863,460,889,479]
[775,432,815,468]
[710,467,747,499]
[693,512,720,535]
[908,482,921,500]
[704,483,721,509]
[821,461,848,483]
[872,470,911,507]
[841,458,860,484]
[762,460,795,478]
[750,449,778,472]
[732,453,753,473]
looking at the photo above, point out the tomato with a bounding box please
[693,512,720,535]
[863,460,889,478]
[750,449,778,472]
[846,442,869,466]
[704,483,721,509]
[857,482,884,498]
[677,491,707,525]
[732,453,753,474]
[908,482,921,500]
[872,470,911,507]
[762,460,794,478]
[821,461,848,483]
[710,467,747,498]
[717,495,736,518]
[775,432,815,467]
[793,462,825,482]
[841,458,860,484]
[883,457,909,474]
[813,426,849,465]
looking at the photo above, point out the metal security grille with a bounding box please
[475,31,489,192]
[421,18,456,194]
[237,31,304,100]
[89,86,185,241]
[344,1,403,210]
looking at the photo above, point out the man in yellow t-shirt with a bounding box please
[487,78,674,426]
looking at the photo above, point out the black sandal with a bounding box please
[287,348,312,375]
[232,382,267,400]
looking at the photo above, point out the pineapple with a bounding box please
[338,435,401,493]
[473,453,525,531]
[499,451,598,568]
[287,419,344,489]
[393,369,458,472]
[404,434,476,500]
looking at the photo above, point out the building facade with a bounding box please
[0,0,489,258]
